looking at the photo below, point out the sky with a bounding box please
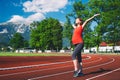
[0,0,88,24]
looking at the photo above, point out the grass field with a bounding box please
[0,52,119,57]
[0,52,71,56]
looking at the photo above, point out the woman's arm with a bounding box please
[82,13,100,28]
[72,24,77,29]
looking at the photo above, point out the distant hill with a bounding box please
[0,22,30,45]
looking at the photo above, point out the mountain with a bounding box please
[0,22,30,46]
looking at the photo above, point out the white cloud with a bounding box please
[8,13,45,24]
[23,0,68,13]
[8,15,25,23]
[26,13,45,24]
[8,0,68,24]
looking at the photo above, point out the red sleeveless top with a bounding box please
[72,26,83,44]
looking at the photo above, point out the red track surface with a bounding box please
[0,54,120,80]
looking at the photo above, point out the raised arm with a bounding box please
[82,14,100,28]
[72,24,77,29]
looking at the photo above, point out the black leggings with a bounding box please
[72,43,84,63]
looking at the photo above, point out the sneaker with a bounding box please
[73,71,79,77]
[78,72,84,77]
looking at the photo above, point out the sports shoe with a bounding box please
[78,72,84,77]
[73,71,79,77]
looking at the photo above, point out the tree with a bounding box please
[88,0,120,50]
[9,33,28,50]
[30,21,39,30]
[68,0,120,49]
[102,0,120,46]
[62,15,73,48]
[30,18,62,51]
[87,0,105,50]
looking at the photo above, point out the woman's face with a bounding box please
[76,18,82,24]
[75,18,82,26]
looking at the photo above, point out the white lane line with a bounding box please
[27,58,115,80]
[86,67,120,80]
[84,57,102,64]
[83,58,114,70]
[0,56,91,71]
[0,56,101,77]
[0,65,72,77]
[84,56,91,60]
[0,61,71,71]
[27,71,73,80]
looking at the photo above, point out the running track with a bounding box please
[0,54,120,80]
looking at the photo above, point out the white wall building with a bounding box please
[84,46,120,53]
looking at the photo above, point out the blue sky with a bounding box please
[0,0,88,24]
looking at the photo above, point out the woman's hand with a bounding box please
[94,13,100,17]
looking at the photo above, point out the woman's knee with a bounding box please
[72,53,76,60]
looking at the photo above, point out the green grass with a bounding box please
[84,52,120,55]
[0,52,70,56]
[0,52,119,57]
[98,52,120,55]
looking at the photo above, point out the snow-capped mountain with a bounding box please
[0,22,30,44]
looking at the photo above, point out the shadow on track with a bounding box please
[84,68,111,75]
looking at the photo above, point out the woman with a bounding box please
[72,14,100,77]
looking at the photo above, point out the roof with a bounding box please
[100,42,107,46]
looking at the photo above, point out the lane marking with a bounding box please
[86,68,120,80]
[83,58,114,69]
[0,56,91,71]
[0,56,101,77]
[27,71,72,80]
[27,58,115,80]
[0,61,71,71]
[84,57,102,64]
[84,56,91,60]
[0,65,72,77]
